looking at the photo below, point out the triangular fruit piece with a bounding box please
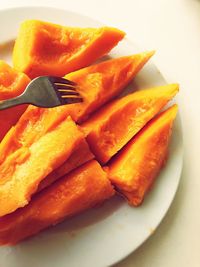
[1,51,153,158]
[82,84,179,164]
[0,116,90,216]
[0,160,114,245]
[0,60,30,141]
[107,104,178,206]
[65,51,154,123]
[13,20,125,78]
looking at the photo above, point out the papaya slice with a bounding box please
[107,105,178,206]
[0,61,30,141]
[82,84,179,164]
[0,116,88,217]
[0,160,114,245]
[65,51,154,122]
[13,20,125,78]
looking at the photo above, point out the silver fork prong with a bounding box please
[55,84,77,90]
[61,94,82,99]
[50,76,76,86]
[59,90,80,96]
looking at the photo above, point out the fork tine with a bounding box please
[56,84,77,90]
[50,76,76,86]
[59,90,80,96]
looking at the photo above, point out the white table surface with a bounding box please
[0,0,199,266]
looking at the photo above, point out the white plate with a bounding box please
[0,6,183,267]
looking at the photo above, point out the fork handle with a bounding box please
[0,95,27,111]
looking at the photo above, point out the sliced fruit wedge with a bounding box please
[107,105,178,206]
[65,51,154,122]
[13,20,125,78]
[82,84,179,164]
[0,160,114,245]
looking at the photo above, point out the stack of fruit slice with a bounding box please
[0,20,179,245]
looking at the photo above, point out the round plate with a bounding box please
[0,6,183,267]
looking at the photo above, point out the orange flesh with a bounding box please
[0,160,114,245]
[0,116,86,216]
[82,84,179,164]
[13,20,125,78]
[38,137,94,191]
[0,61,30,141]
[108,105,178,206]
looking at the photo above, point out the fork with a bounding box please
[0,76,82,110]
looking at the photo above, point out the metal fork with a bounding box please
[0,76,82,110]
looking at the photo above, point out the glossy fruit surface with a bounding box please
[13,20,125,78]
[82,84,178,164]
[108,105,178,206]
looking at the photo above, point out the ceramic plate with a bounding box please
[0,6,183,267]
